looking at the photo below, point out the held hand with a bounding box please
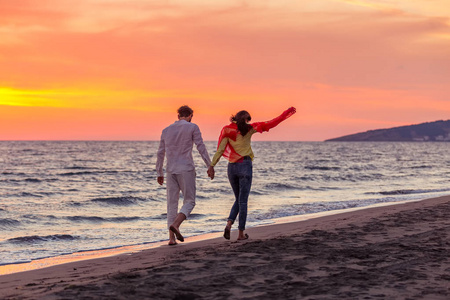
[207,166,215,180]
[287,107,296,114]
[157,176,164,185]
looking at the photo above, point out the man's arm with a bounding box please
[193,125,211,167]
[156,135,165,185]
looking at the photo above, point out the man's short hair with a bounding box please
[178,105,194,117]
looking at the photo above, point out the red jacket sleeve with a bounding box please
[251,107,296,133]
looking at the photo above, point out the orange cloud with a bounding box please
[0,1,449,141]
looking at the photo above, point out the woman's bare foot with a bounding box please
[237,231,249,240]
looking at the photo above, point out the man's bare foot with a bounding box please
[223,226,231,240]
[169,225,184,242]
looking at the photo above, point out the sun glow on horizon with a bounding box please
[0,87,194,111]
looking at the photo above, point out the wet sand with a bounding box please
[1,195,449,299]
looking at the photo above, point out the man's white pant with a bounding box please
[166,170,196,228]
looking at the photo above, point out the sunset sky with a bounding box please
[1,0,449,141]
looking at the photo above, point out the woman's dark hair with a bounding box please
[231,110,252,136]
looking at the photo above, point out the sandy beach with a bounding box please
[1,195,449,299]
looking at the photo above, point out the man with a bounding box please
[156,105,214,245]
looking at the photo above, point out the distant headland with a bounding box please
[326,120,450,142]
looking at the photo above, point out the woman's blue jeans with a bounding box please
[227,158,253,231]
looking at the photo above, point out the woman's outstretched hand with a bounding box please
[282,107,296,119]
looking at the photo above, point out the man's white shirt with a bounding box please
[156,120,211,177]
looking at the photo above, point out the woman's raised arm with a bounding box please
[252,107,296,133]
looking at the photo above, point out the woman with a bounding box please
[209,107,296,240]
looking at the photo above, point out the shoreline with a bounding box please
[0,198,426,276]
[1,195,449,299]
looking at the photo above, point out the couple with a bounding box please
[156,105,296,245]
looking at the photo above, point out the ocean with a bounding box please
[1,141,449,267]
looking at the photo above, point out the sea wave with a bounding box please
[377,188,450,195]
[305,166,341,171]
[24,178,42,183]
[6,191,60,198]
[19,148,35,152]
[18,192,43,198]
[0,218,21,228]
[58,170,130,177]
[90,196,144,206]
[410,165,432,169]
[264,183,300,190]
[66,216,142,223]
[7,234,78,244]
[254,198,394,221]
[187,213,206,220]
[254,190,450,222]
[2,178,59,184]
[150,214,167,220]
[59,171,106,176]
[254,201,359,220]
[109,217,141,222]
[66,216,106,222]
[23,214,58,220]
[379,189,416,195]
[250,190,266,195]
[64,166,94,170]
[1,172,26,176]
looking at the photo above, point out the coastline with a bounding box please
[0,199,425,276]
[1,195,449,299]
